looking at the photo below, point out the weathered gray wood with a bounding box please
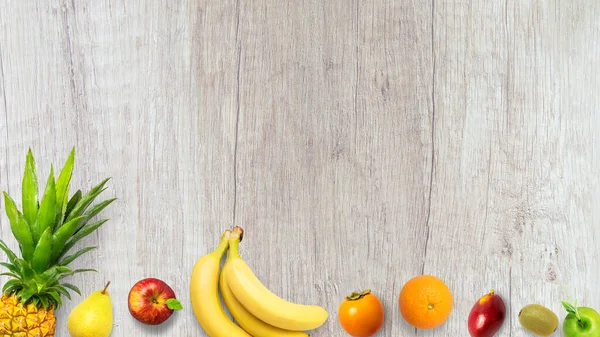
[0,0,599,336]
[234,1,434,336]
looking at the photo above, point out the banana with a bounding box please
[220,230,309,337]
[190,230,251,337]
[224,228,329,332]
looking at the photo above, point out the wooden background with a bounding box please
[1,1,599,336]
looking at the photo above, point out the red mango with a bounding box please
[468,290,506,337]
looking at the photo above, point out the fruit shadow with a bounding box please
[133,311,181,335]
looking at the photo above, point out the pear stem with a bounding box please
[101,281,111,294]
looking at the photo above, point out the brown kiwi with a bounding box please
[518,304,559,337]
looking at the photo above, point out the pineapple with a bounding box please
[0,149,115,336]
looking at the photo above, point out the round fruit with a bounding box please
[562,304,600,337]
[128,278,182,325]
[338,289,385,337]
[518,304,559,337]
[398,275,453,330]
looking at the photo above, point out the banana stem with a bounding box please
[231,226,244,242]
[224,226,243,259]
[212,230,231,257]
[228,236,241,258]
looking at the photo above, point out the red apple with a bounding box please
[468,290,506,337]
[128,278,183,325]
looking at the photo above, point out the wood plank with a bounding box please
[424,0,513,335]
[233,0,433,335]
[506,1,600,336]
[426,1,600,337]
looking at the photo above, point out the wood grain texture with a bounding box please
[0,0,599,336]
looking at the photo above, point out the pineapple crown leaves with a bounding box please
[0,148,116,309]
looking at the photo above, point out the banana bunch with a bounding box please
[190,226,329,337]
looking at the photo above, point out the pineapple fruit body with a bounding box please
[0,295,55,337]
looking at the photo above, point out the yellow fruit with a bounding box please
[0,294,56,336]
[190,230,251,337]
[67,282,113,337]
[220,228,309,337]
[224,228,328,331]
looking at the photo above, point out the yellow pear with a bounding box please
[67,281,114,337]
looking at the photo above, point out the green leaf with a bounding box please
[562,301,581,321]
[35,166,57,243]
[15,218,35,262]
[0,262,19,274]
[0,240,18,264]
[6,284,21,292]
[3,192,19,223]
[59,246,97,266]
[3,193,35,260]
[65,190,82,220]
[22,149,39,227]
[55,266,73,274]
[165,298,183,311]
[49,269,75,283]
[39,295,49,309]
[3,284,22,295]
[59,219,108,258]
[39,266,73,284]
[2,279,21,294]
[13,259,34,280]
[50,215,85,262]
[55,148,75,225]
[66,178,110,222]
[62,283,81,296]
[72,268,96,274]
[77,198,116,231]
[32,297,39,307]
[47,290,61,308]
[17,287,35,303]
[0,272,22,280]
[52,286,71,300]
[32,227,53,273]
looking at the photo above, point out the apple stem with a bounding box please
[573,303,582,322]
[101,281,111,294]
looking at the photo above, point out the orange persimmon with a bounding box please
[338,289,385,337]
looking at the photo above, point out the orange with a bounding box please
[398,275,453,329]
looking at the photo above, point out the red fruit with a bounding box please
[128,278,183,325]
[468,290,506,337]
